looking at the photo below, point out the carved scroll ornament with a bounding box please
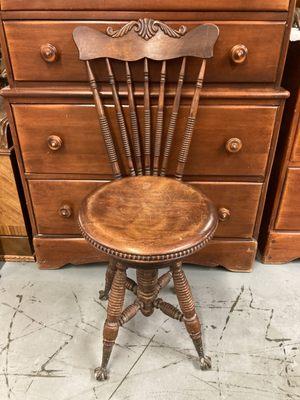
[106,18,187,40]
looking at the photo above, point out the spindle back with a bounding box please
[73,20,219,180]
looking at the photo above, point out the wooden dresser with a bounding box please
[260,28,300,264]
[0,0,295,271]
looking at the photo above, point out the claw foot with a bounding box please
[99,290,109,301]
[200,356,212,370]
[94,366,108,381]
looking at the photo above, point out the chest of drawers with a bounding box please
[260,34,300,263]
[0,0,295,271]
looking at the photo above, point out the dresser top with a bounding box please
[0,0,291,11]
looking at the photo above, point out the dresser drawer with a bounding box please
[5,21,285,83]
[28,180,107,235]
[275,168,300,230]
[1,0,290,11]
[28,179,262,238]
[14,103,277,178]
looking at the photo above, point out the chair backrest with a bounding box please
[73,20,219,180]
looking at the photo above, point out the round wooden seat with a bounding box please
[79,176,218,264]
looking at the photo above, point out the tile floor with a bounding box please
[0,260,300,400]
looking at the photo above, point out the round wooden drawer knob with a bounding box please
[218,208,231,222]
[226,138,242,153]
[40,43,59,63]
[59,204,72,218]
[47,135,63,151]
[230,44,248,64]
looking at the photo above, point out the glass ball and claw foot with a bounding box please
[95,261,212,381]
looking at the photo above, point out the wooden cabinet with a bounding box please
[0,0,296,271]
[260,37,300,263]
[0,44,32,261]
[0,113,33,261]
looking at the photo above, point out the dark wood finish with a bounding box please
[27,179,261,239]
[73,23,218,181]
[172,261,211,369]
[0,11,290,23]
[153,60,166,176]
[196,182,262,238]
[0,151,27,236]
[0,2,293,273]
[175,60,206,180]
[35,236,257,272]
[4,21,285,83]
[79,176,218,263]
[106,58,135,176]
[261,232,300,264]
[5,82,287,272]
[0,3,295,379]
[74,21,221,379]
[28,180,107,235]
[1,0,290,11]
[0,1,293,272]
[260,37,300,263]
[13,103,278,178]
[0,236,33,262]
[85,60,122,179]
[161,57,186,177]
[73,24,217,61]
[291,118,300,161]
[144,58,151,175]
[95,262,127,381]
[126,61,143,175]
[0,102,32,260]
[99,258,117,300]
[187,239,257,272]
[34,236,107,269]
[275,168,300,230]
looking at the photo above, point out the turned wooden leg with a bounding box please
[95,262,127,381]
[171,262,211,370]
[137,269,158,316]
[99,258,117,300]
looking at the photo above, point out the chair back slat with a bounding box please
[74,22,219,180]
[106,58,136,176]
[144,58,151,176]
[153,60,166,176]
[125,61,143,175]
[175,59,206,181]
[86,60,122,180]
[160,57,186,177]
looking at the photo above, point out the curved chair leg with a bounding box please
[99,258,117,300]
[171,261,211,370]
[95,262,127,381]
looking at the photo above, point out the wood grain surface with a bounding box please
[13,103,278,178]
[4,21,285,83]
[0,153,27,236]
[0,0,290,11]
